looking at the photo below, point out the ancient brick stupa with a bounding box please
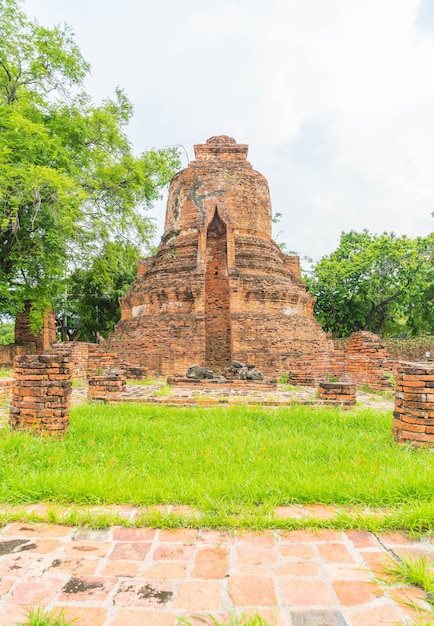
[109,136,333,375]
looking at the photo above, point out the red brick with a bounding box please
[228,575,277,606]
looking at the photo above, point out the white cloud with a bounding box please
[23,0,434,259]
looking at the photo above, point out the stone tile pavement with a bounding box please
[0,519,432,626]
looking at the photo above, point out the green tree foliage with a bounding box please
[0,0,180,330]
[306,230,434,337]
[0,320,14,344]
[62,241,140,341]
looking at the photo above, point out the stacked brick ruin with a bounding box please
[393,363,434,447]
[318,381,356,407]
[109,136,333,375]
[9,354,72,436]
[14,303,56,354]
[0,304,56,369]
[310,332,396,390]
[87,372,126,402]
[48,342,129,379]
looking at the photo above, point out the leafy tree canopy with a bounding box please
[61,241,141,342]
[0,0,180,331]
[306,229,434,337]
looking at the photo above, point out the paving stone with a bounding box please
[73,529,111,541]
[109,541,152,560]
[236,544,278,565]
[349,602,406,625]
[278,543,317,559]
[323,563,372,581]
[281,529,345,543]
[27,539,62,554]
[48,556,99,575]
[0,577,14,598]
[358,550,389,575]
[114,580,174,607]
[279,578,335,606]
[173,581,221,611]
[158,528,198,543]
[346,530,380,549]
[153,542,195,561]
[3,523,71,538]
[303,505,338,519]
[109,609,177,626]
[65,540,110,557]
[291,610,348,625]
[0,553,45,577]
[143,561,188,580]
[51,606,108,626]
[228,574,277,606]
[199,529,235,545]
[8,577,63,606]
[101,560,140,577]
[112,527,156,541]
[274,560,319,576]
[237,530,276,547]
[274,505,305,519]
[317,542,356,563]
[191,547,229,579]
[332,580,382,606]
[58,576,116,602]
[0,603,33,625]
[236,608,287,626]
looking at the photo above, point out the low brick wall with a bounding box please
[124,366,148,380]
[318,381,356,407]
[393,363,434,447]
[0,379,13,400]
[49,342,97,379]
[9,354,72,437]
[0,343,36,369]
[287,370,316,386]
[87,374,126,402]
[167,377,277,391]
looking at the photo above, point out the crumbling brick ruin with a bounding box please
[0,303,56,369]
[9,354,72,437]
[109,136,333,375]
[393,363,434,447]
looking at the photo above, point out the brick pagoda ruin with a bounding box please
[109,135,333,375]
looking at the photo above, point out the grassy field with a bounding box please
[0,403,433,529]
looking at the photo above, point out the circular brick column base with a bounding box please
[393,363,434,447]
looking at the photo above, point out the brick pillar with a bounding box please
[318,381,356,407]
[9,354,72,437]
[87,373,126,402]
[14,302,56,353]
[393,363,434,447]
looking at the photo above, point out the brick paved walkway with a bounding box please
[0,519,432,625]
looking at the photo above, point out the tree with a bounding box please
[306,230,434,337]
[0,0,180,331]
[61,241,141,341]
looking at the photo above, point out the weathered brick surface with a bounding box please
[344,332,396,390]
[14,302,56,353]
[87,374,126,402]
[167,377,277,391]
[318,381,356,407]
[109,136,332,375]
[0,343,36,369]
[9,354,72,436]
[393,363,434,447]
[48,342,96,379]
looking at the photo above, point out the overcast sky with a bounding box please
[24,0,434,262]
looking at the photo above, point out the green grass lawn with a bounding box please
[0,403,433,529]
